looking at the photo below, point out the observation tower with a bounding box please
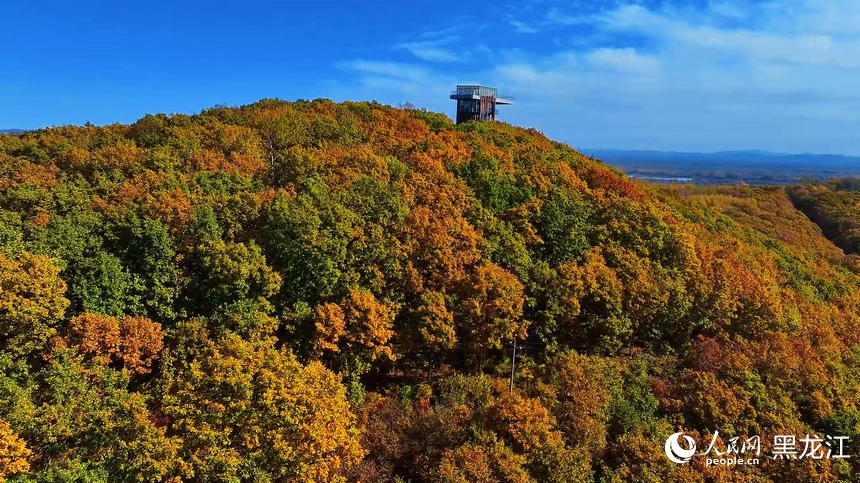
[450,85,512,124]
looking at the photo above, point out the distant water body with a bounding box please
[629,174,693,183]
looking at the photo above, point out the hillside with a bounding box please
[788,181,860,256]
[1,99,859,482]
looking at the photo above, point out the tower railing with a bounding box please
[451,85,498,97]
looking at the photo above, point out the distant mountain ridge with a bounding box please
[584,148,860,185]
[0,129,25,135]
[585,149,860,165]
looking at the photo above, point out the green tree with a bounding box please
[0,350,181,482]
[186,239,282,315]
[106,213,183,322]
[538,188,592,265]
[263,179,355,306]
[71,251,138,318]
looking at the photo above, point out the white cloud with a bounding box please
[545,8,592,27]
[508,19,540,34]
[504,6,595,34]
[708,1,748,19]
[338,60,440,85]
[397,36,461,63]
[331,60,455,112]
[399,44,460,63]
[586,47,660,73]
[790,1,860,35]
[335,0,860,154]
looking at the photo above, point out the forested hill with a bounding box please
[1,99,859,482]
[788,180,860,256]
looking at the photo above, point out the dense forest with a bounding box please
[1,99,860,482]
[788,180,860,256]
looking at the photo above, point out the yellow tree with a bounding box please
[0,418,30,482]
[539,351,611,458]
[65,312,121,365]
[417,290,457,351]
[64,313,164,375]
[118,315,165,375]
[489,390,564,454]
[436,437,534,483]
[555,248,631,354]
[459,262,527,368]
[313,302,346,354]
[0,252,69,357]
[161,330,365,482]
[313,287,396,363]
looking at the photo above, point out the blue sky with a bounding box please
[2,1,859,155]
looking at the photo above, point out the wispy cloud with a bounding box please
[707,0,748,19]
[508,19,540,34]
[332,60,457,112]
[505,6,593,34]
[335,0,860,154]
[397,36,460,63]
[338,60,442,86]
[586,47,660,73]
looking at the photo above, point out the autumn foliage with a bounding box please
[0,419,30,482]
[0,100,859,481]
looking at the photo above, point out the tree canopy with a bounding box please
[0,100,859,481]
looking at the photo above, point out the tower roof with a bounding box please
[450,85,513,104]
